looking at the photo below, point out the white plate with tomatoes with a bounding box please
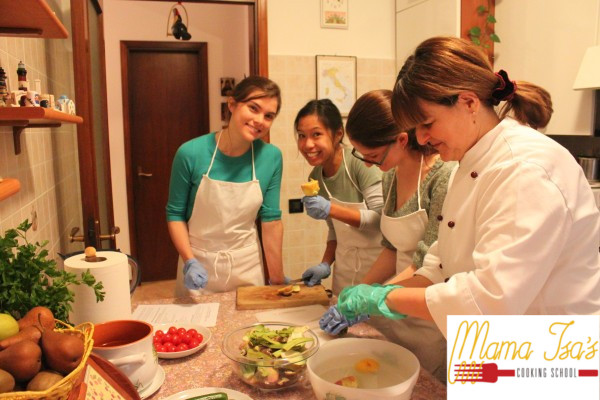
[152,323,211,359]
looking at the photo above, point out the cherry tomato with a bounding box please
[197,334,203,343]
[155,330,165,337]
[181,333,192,344]
[162,333,173,344]
[155,344,165,352]
[189,338,200,348]
[171,334,182,346]
[168,326,178,335]
[187,328,198,338]
[176,343,189,352]
[166,343,177,352]
[153,335,162,345]
[177,327,187,336]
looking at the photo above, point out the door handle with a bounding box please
[69,226,84,242]
[137,166,153,177]
[99,226,121,241]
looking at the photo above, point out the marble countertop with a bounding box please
[136,290,447,400]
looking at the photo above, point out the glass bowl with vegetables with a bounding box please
[221,323,319,391]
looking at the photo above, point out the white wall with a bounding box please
[268,0,395,58]
[495,0,600,135]
[395,0,460,70]
[103,0,250,252]
[267,0,397,283]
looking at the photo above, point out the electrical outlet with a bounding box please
[288,199,303,214]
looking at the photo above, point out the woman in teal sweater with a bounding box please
[166,76,286,295]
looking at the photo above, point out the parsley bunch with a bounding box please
[0,220,105,323]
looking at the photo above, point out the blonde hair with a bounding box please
[392,36,553,130]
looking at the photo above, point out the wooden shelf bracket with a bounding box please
[11,123,62,154]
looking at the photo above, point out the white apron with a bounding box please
[175,133,265,296]
[322,151,383,295]
[370,156,447,382]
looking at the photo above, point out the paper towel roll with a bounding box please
[64,251,131,325]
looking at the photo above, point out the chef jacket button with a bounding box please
[448,221,455,228]
[437,215,443,221]
[471,171,478,178]
[444,278,450,282]
[439,264,443,269]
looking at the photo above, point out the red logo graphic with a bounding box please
[454,362,599,383]
[454,362,515,383]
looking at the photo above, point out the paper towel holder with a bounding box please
[84,256,107,262]
[58,249,141,294]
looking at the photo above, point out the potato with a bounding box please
[26,370,64,391]
[0,368,15,394]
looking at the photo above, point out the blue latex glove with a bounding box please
[302,195,331,220]
[302,262,331,286]
[319,305,369,335]
[337,284,407,320]
[183,258,208,290]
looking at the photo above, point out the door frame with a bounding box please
[71,0,115,248]
[120,41,209,257]
[129,0,269,77]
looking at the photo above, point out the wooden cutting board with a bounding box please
[236,284,330,310]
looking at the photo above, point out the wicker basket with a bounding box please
[0,320,94,400]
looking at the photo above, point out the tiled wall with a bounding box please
[0,33,83,260]
[268,55,397,286]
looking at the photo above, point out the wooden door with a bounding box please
[121,42,209,282]
[71,0,117,249]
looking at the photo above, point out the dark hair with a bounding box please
[346,89,433,155]
[392,36,553,131]
[230,76,282,115]
[294,99,344,143]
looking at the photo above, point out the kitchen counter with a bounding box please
[135,290,447,400]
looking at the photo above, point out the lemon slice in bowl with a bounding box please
[301,179,320,196]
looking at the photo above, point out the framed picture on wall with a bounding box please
[316,55,357,116]
[220,77,235,96]
[320,0,348,29]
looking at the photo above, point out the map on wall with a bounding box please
[316,55,357,117]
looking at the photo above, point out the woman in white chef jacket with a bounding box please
[325,37,600,347]
[295,99,384,295]
[346,89,455,382]
[166,76,286,296]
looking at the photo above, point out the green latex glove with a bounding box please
[337,284,407,320]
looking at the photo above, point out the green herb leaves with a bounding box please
[0,220,105,323]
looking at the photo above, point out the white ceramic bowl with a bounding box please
[152,323,211,359]
[307,338,420,400]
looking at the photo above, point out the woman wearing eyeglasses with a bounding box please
[295,99,384,295]
[324,89,455,382]
[349,90,456,286]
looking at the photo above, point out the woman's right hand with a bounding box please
[302,195,331,220]
[302,262,331,286]
[183,258,208,289]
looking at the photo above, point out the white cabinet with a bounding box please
[395,0,460,70]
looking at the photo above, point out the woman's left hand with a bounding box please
[302,195,331,220]
[319,305,369,335]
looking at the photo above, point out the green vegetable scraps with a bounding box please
[0,220,105,323]
[238,325,313,389]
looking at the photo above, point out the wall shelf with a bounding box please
[0,0,68,38]
[0,178,20,201]
[0,107,83,154]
